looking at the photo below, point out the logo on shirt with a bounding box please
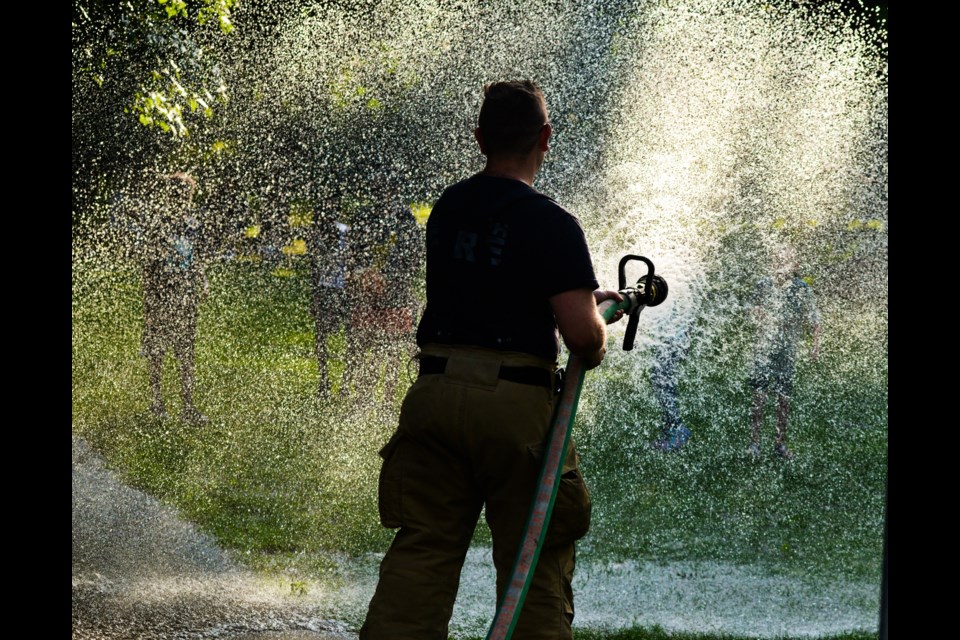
[453,223,510,266]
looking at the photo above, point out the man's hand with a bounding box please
[552,288,621,370]
[594,289,625,324]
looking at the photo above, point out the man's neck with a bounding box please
[478,155,540,187]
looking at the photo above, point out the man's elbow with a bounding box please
[563,326,607,369]
[551,288,611,369]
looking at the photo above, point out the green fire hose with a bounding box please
[485,255,668,640]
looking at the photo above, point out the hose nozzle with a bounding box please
[617,255,669,351]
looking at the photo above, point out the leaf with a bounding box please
[410,202,432,226]
[282,238,308,256]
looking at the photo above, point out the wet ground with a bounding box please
[72,435,359,639]
[71,564,367,639]
[231,634,351,640]
[72,579,358,640]
[73,435,880,639]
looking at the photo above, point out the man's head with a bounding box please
[475,80,550,159]
[159,172,198,208]
[772,244,801,281]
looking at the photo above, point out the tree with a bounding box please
[72,0,238,224]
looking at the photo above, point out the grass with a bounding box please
[73,255,400,554]
[465,632,876,640]
[71,251,887,637]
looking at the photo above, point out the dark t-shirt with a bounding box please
[416,174,599,361]
[379,205,424,308]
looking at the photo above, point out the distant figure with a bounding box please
[746,246,821,459]
[138,172,209,423]
[203,176,248,261]
[309,191,353,400]
[342,186,424,403]
[649,323,692,452]
[635,273,702,454]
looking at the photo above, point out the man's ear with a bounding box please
[538,123,552,152]
[474,128,487,156]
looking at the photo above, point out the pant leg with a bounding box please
[362,345,590,640]
[458,349,590,640]
[360,374,484,640]
[485,437,591,640]
[650,343,682,429]
[506,543,578,638]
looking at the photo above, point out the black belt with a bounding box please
[418,356,553,389]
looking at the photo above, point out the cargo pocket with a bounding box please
[527,442,592,547]
[377,431,406,529]
[545,451,592,547]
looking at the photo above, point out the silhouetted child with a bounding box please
[310,191,353,400]
[649,324,692,451]
[342,186,423,403]
[746,246,820,459]
[139,172,209,423]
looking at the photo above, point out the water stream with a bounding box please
[72,1,887,637]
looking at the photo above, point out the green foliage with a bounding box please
[74,0,237,138]
[158,0,188,19]
[289,580,308,595]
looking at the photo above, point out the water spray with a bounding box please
[486,254,668,640]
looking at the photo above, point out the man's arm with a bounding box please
[550,288,624,370]
[806,284,821,361]
[810,322,821,361]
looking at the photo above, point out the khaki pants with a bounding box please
[360,345,592,640]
